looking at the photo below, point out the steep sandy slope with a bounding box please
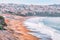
[0,14,39,40]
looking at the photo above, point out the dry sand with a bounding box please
[0,14,39,40]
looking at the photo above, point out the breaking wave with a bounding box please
[24,17,60,40]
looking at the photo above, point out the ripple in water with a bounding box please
[24,17,60,40]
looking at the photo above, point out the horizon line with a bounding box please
[0,3,60,5]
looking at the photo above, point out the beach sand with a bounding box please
[3,14,39,40]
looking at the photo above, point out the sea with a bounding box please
[24,17,60,40]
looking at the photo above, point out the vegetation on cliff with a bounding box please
[0,16,7,30]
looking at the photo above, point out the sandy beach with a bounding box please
[0,14,39,40]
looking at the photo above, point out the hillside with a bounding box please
[0,3,60,16]
[0,14,39,40]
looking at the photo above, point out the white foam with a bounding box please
[24,17,60,40]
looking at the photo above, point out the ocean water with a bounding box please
[24,17,60,40]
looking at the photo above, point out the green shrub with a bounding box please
[0,25,4,30]
[0,16,7,30]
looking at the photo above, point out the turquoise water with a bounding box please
[43,18,60,31]
[24,17,60,40]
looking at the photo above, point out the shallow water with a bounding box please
[24,17,60,40]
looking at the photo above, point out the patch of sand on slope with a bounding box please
[4,17,39,40]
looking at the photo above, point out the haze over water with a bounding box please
[0,0,60,5]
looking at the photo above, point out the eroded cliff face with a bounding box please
[0,14,39,40]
